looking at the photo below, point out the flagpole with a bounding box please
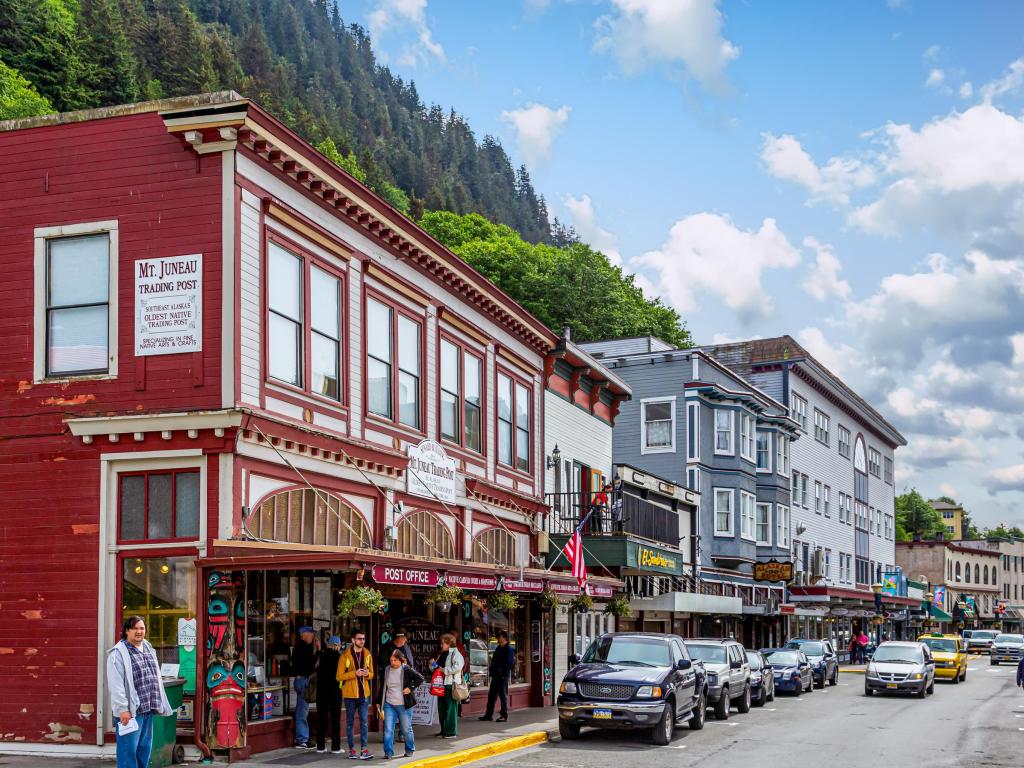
[545,507,594,573]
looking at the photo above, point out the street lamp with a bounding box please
[871,582,884,645]
[924,590,935,631]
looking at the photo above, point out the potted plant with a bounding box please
[603,594,631,619]
[539,587,559,612]
[425,584,464,613]
[487,590,520,613]
[569,593,593,614]
[337,586,387,618]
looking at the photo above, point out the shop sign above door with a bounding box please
[447,573,498,590]
[407,440,457,503]
[505,578,545,593]
[135,253,202,355]
[371,564,439,587]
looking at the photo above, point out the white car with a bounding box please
[990,634,1024,666]
[864,641,935,698]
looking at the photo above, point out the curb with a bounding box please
[402,730,550,768]
[839,668,865,674]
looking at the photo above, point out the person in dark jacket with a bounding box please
[479,631,515,722]
[1017,655,1024,689]
[315,636,343,754]
[379,629,416,670]
[291,627,318,748]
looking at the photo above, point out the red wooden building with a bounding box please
[0,92,616,760]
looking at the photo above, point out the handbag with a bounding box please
[452,677,470,702]
[303,657,319,704]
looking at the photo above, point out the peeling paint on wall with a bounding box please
[78,704,94,720]
[42,394,96,405]
[21,610,42,620]
[24,648,37,656]
[0,648,14,655]
[71,523,99,535]
[43,722,84,742]
[16,380,31,393]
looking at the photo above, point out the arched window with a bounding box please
[472,528,517,566]
[983,566,989,585]
[396,510,455,559]
[955,562,961,581]
[249,488,370,547]
[854,437,867,473]
[964,562,970,582]
[974,564,980,584]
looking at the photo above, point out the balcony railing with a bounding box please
[543,489,682,549]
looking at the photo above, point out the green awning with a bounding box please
[928,604,953,622]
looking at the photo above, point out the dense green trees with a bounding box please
[895,489,945,542]
[0,57,52,119]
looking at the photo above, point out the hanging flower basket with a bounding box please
[603,594,632,619]
[539,587,559,612]
[337,586,387,618]
[569,593,593,614]
[425,584,464,613]
[487,590,520,613]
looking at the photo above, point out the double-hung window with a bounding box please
[642,398,675,453]
[498,372,531,472]
[813,409,830,445]
[814,481,822,513]
[792,471,800,506]
[686,401,699,460]
[868,448,882,477]
[740,492,756,541]
[801,474,809,507]
[776,434,789,475]
[756,431,771,472]
[884,457,893,484]
[714,409,734,455]
[777,505,789,548]
[756,502,771,545]
[823,485,831,517]
[367,296,422,429]
[739,413,755,461]
[268,243,304,386]
[838,425,851,458]
[119,469,200,542]
[790,393,807,431]
[440,337,484,453]
[714,488,734,535]
[310,266,341,399]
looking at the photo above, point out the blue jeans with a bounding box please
[294,676,310,744]
[382,702,414,757]
[116,712,154,768]
[345,698,369,752]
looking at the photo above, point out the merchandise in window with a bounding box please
[119,469,200,542]
[46,234,110,376]
[121,556,196,665]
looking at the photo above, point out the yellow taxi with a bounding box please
[918,633,968,683]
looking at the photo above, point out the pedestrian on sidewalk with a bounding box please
[1017,655,1024,690]
[106,616,174,768]
[381,649,425,759]
[291,626,317,749]
[479,631,515,722]
[433,633,465,739]
[315,635,343,755]
[338,628,375,760]
[849,635,860,664]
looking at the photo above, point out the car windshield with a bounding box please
[686,645,727,664]
[765,651,800,666]
[972,631,998,640]
[746,653,762,670]
[790,641,824,655]
[872,645,924,664]
[582,637,671,667]
[995,634,1024,644]
[920,638,957,653]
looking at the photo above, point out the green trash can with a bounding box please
[149,678,184,768]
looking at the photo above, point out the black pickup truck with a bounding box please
[557,632,707,744]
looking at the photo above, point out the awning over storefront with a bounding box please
[547,534,684,576]
[629,592,743,615]
[929,604,954,622]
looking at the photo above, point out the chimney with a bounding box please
[935,531,944,542]
[562,325,571,342]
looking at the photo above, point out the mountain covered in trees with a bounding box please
[0,0,691,346]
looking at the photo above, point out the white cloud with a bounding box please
[635,214,801,323]
[925,68,945,89]
[980,57,1024,103]
[367,0,445,67]
[761,133,876,206]
[593,0,740,94]
[563,194,622,266]
[987,464,1024,494]
[923,44,941,61]
[797,326,858,379]
[959,81,974,99]
[901,435,983,470]
[939,482,958,498]
[500,103,571,167]
[801,236,851,301]
[1012,333,1024,366]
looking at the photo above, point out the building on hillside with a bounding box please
[581,339,797,648]
[896,537,1002,630]
[0,93,621,759]
[930,499,965,540]
[703,337,912,647]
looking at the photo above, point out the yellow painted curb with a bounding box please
[839,668,865,674]
[403,731,549,768]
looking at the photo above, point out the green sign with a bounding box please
[628,542,683,575]
[545,535,683,576]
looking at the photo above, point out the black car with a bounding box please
[746,650,775,706]
[557,633,706,745]
[785,638,839,688]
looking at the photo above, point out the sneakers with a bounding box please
[496,715,508,722]
[359,750,374,760]
[404,751,415,758]
[331,748,344,755]
[349,750,359,760]
[478,715,493,721]
[316,748,327,754]
[295,742,315,750]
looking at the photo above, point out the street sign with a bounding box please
[753,560,794,583]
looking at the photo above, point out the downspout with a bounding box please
[194,563,213,762]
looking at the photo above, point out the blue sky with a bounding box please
[342,0,1024,528]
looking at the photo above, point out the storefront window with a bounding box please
[121,556,196,664]
[467,598,528,686]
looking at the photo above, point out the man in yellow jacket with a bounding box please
[337,628,375,760]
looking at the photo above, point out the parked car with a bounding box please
[918,633,967,683]
[990,633,1024,666]
[468,639,490,688]
[786,638,839,688]
[762,648,813,695]
[864,641,935,698]
[965,629,998,654]
[746,650,775,706]
[684,639,751,720]
[557,633,706,745]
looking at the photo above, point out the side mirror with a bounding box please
[676,658,692,671]
[569,654,581,666]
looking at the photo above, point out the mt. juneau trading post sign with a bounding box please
[406,440,457,503]
[135,253,202,355]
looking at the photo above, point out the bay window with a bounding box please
[498,372,531,472]
[367,296,422,429]
[777,504,790,547]
[440,336,483,453]
[740,491,756,541]
[756,431,771,472]
[714,488,733,535]
[756,502,771,545]
[739,413,755,461]
[714,409,734,455]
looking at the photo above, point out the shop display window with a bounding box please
[466,598,529,687]
[121,555,196,664]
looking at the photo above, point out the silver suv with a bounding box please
[864,641,935,698]
[684,639,751,720]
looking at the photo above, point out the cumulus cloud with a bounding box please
[801,236,851,301]
[900,436,983,471]
[367,0,445,67]
[923,44,941,61]
[593,0,740,94]
[563,194,622,266]
[500,103,571,167]
[987,464,1024,494]
[635,214,801,323]
[939,482,958,498]
[761,134,876,206]
[959,81,974,99]
[796,326,859,379]
[980,57,1024,103]
[925,68,945,90]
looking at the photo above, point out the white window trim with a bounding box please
[713,487,734,537]
[739,412,755,462]
[814,481,822,514]
[34,220,119,383]
[714,409,735,456]
[740,491,757,542]
[756,501,772,546]
[823,485,831,518]
[640,396,676,455]
[777,504,790,548]
[686,401,700,461]
[756,430,772,474]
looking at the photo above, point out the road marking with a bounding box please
[765,708,777,711]
[662,744,688,749]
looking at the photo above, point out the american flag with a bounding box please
[563,526,588,590]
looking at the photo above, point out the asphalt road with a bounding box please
[477,660,1024,768]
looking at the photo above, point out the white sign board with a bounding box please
[410,683,436,726]
[135,254,202,355]
[177,618,197,649]
[407,440,457,503]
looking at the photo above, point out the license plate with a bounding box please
[1002,656,1013,661]
[886,683,898,689]
[593,709,612,719]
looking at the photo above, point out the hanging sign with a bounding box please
[505,578,545,593]
[407,440,457,503]
[549,582,582,595]
[447,573,498,590]
[135,254,202,355]
[753,560,794,583]
[371,565,438,587]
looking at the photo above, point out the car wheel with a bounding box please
[737,684,751,714]
[558,720,580,740]
[864,685,873,697]
[828,668,838,686]
[916,683,927,699]
[951,669,959,684]
[651,702,675,746]
[714,688,730,720]
[793,682,802,697]
[754,684,766,707]
[689,691,706,730]
[767,681,775,702]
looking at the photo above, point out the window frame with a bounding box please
[365,290,424,431]
[790,393,808,431]
[714,409,735,456]
[883,456,893,485]
[838,425,851,458]
[496,367,533,475]
[641,397,676,455]
[713,488,735,537]
[756,501,772,546]
[814,481,822,514]
[117,467,202,545]
[813,408,830,446]
[868,447,882,478]
[437,331,486,455]
[686,401,700,461]
[823,485,831,518]
[756,430,772,473]
[740,491,757,542]
[34,221,120,382]
[776,434,789,476]
[777,504,790,548]
[739,412,755,462]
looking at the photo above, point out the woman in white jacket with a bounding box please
[432,633,465,738]
[106,616,173,768]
